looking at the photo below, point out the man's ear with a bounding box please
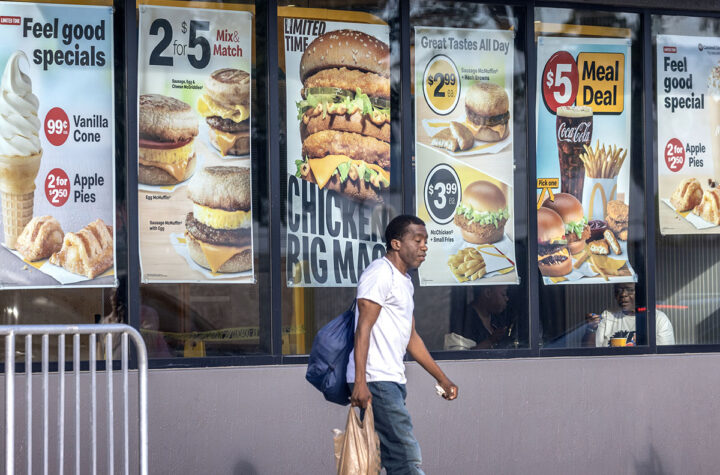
[391,238,401,251]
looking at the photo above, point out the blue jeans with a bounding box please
[352,381,424,475]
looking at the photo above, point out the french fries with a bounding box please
[573,250,590,269]
[448,247,487,282]
[579,140,627,179]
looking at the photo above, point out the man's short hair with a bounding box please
[385,215,425,252]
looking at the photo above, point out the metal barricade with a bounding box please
[1,324,148,475]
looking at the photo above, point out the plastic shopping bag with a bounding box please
[333,402,381,475]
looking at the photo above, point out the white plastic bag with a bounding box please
[333,402,381,475]
[443,332,476,350]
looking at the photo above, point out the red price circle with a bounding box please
[664,138,685,172]
[44,107,70,146]
[542,51,579,113]
[45,168,70,207]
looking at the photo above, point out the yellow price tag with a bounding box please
[423,55,460,115]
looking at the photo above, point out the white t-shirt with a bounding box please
[596,309,675,347]
[347,257,415,384]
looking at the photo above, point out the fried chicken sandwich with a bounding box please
[454,180,508,244]
[542,193,589,255]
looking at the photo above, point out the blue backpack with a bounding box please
[305,299,356,405]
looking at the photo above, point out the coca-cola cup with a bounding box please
[556,105,593,199]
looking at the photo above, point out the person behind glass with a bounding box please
[583,283,675,347]
[348,214,458,475]
[446,286,510,350]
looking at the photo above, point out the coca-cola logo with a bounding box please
[557,121,592,143]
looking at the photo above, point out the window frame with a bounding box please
[136,0,720,368]
[11,0,720,373]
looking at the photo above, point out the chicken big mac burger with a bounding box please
[454,180,508,244]
[537,207,571,277]
[185,166,252,273]
[138,94,198,185]
[197,68,250,156]
[542,193,589,255]
[464,82,510,142]
[295,30,390,203]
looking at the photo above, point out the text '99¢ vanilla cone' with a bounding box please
[0,51,43,249]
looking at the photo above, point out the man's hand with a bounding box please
[438,378,458,401]
[407,318,458,401]
[351,382,372,408]
[586,313,601,330]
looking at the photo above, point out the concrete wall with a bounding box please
[145,354,720,475]
[3,354,720,474]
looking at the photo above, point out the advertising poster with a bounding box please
[284,16,392,287]
[414,27,517,286]
[657,35,720,235]
[536,36,636,285]
[138,3,254,283]
[0,2,115,289]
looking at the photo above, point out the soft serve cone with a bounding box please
[0,51,42,249]
[0,153,41,248]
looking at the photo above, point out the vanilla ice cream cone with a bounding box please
[1,190,34,249]
[0,152,41,249]
[0,51,43,250]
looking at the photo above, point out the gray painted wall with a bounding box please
[142,354,720,474]
[3,354,720,474]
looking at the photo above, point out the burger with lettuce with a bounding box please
[294,29,390,203]
[454,180,508,244]
[542,193,589,255]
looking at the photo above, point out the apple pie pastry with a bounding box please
[16,216,64,261]
[50,219,113,279]
[693,188,720,225]
[670,178,703,212]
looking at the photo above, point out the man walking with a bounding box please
[348,214,458,474]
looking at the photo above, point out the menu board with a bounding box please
[536,36,636,285]
[138,3,254,284]
[283,16,391,287]
[0,2,115,289]
[414,27,517,286]
[657,35,720,235]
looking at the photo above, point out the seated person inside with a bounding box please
[445,285,514,350]
[584,283,675,347]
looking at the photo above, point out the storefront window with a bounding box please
[136,0,269,358]
[0,1,119,363]
[9,1,720,368]
[654,15,720,345]
[410,1,529,351]
[534,8,647,349]
[279,1,401,355]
